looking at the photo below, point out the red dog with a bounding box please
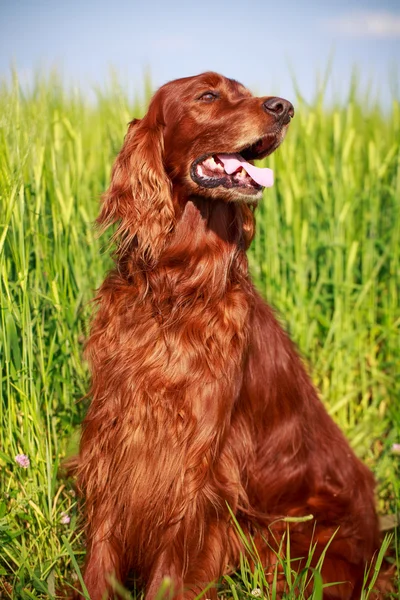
[77,72,381,599]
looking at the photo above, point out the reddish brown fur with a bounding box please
[77,73,381,599]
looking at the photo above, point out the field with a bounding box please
[0,72,399,598]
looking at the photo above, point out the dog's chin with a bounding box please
[191,182,263,205]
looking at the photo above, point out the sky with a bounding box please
[1,0,399,106]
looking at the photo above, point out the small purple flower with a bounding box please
[391,443,400,455]
[15,454,30,468]
[61,512,71,525]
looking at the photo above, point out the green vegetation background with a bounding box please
[0,73,399,597]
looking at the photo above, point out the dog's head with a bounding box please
[99,72,294,261]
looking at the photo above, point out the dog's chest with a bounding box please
[106,282,251,392]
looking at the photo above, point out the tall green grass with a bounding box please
[0,72,399,597]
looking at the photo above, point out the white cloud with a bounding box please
[324,10,400,38]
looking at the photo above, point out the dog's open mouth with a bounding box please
[190,135,277,193]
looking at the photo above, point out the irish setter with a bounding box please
[77,72,381,599]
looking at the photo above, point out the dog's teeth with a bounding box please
[204,157,216,170]
[202,156,225,174]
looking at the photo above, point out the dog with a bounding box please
[76,72,381,599]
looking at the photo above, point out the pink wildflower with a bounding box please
[15,454,30,468]
[61,512,71,525]
[391,443,400,454]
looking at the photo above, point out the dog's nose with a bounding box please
[263,97,294,123]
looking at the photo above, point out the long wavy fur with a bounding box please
[76,73,385,600]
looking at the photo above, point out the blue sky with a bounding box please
[1,0,399,105]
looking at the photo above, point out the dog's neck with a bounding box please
[175,196,247,248]
[123,197,253,306]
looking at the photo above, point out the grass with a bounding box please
[0,70,399,597]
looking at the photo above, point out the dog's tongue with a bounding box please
[218,154,274,188]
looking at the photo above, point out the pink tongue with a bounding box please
[217,154,274,188]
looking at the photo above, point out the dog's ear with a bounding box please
[98,102,174,263]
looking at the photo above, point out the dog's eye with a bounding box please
[198,92,219,102]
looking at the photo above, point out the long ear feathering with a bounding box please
[98,106,175,262]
